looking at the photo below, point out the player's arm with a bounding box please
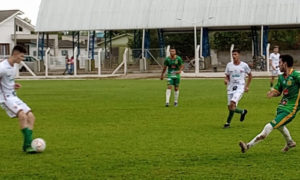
[267,89,281,98]
[269,59,275,70]
[244,72,252,92]
[176,57,184,74]
[14,83,22,90]
[224,64,230,85]
[269,55,276,70]
[160,66,167,80]
[267,78,282,98]
[176,64,184,74]
[224,74,230,85]
[160,58,168,80]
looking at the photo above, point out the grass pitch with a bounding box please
[0,79,299,179]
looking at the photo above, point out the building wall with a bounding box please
[0,17,35,56]
[0,18,15,54]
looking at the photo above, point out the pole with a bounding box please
[74,47,78,76]
[200,27,204,70]
[98,48,102,76]
[266,43,270,72]
[261,25,264,57]
[194,24,199,74]
[45,48,50,77]
[142,29,146,71]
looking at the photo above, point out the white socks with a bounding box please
[278,126,293,143]
[166,90,180,104]
[174,91,179,103]
[166,89,171,104]
[248,123,273,148]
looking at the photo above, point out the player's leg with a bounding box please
[270,76,275,88]
[278,126,296,152]
[165,78,173,107]
[19,101,36,153]
[230,92,247,121]
[224,94,234,128]
[239,123,273,153]
[27,112,35,130]
[239,110,292,153]
[17,110,33,151]
[12,97,36,152]
[174,78,180,106]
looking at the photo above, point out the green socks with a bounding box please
[227,108,244,124]
[226,110,234,124]
[234,108,244,114]
[21,128,33,151]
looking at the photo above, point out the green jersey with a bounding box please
[164,56,183,78]
[273,69,300,113]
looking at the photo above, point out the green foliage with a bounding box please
[210,31,252,51]
[269,30,300,50]
[0,79,299,179]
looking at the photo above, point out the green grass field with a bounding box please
[0,79,299,179]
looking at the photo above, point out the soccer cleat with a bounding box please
[240,109,248,122]
[282,141,296,152]
[165,103,169,107]
[25,147,37,154]
[239,141,248,153]
[174,102,178,107]
[223,123,230,128]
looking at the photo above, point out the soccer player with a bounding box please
[239,55,297,153]
[160,48,184,107]
[0,45,36,153]
[270,46,280,88]
[224,49,252,128]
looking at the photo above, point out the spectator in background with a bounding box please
[68,56,74,75]
[63,55,69,75]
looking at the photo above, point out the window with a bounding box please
[61,50,68,56]
[15,25,23,32]
[0,44,10,56]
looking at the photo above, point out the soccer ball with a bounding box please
[31,138,46,152]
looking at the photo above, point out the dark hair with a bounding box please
[273,45,279,49]
[170,47,176,50]
[280,54,293,67]
[232,49,240,54]
[12,45,27,55]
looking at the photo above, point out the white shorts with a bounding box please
[227,91,243,106]
[0,96,31,118]
[271,69,280,76]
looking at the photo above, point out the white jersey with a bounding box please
[0,60,17,102]
[270,53,280,68]
[225,61,251,94]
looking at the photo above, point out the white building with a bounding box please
[0,10,35,58]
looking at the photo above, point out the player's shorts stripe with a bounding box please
[274,89,300,128]
[0,78,6,101]
[2,103,16,115]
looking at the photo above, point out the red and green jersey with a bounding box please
[164,56,183,78]
[273,69,300,113]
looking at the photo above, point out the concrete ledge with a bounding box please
[15,71,272,80]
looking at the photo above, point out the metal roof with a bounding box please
[36,0,300,32]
